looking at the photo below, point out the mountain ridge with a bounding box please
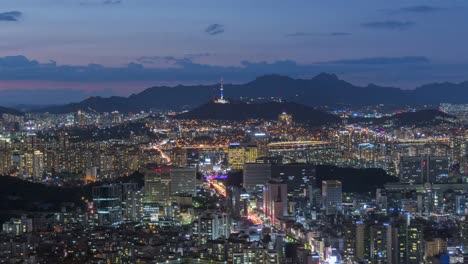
[10,73,468,114]
[351,109,456,127]
[176,101,340,126]
[0,106,24,116]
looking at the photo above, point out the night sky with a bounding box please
[1,0,468,105]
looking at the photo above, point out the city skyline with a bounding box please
[2,1,468,263]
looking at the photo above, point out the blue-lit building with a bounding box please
[92,184,122,226]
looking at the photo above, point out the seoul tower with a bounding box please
[220,77,224,100]
[216,77,228,103]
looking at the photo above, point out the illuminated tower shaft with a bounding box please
[220,77,224,100]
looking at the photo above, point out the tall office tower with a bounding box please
[243,163,272,192]
[32,150,44,182]
[263,179,288,223]
[308,184,321,209]
[400,156,425,183]
[92,184,122,226]
[192,211,229,245]
[226,186,242,219]
[170,166,197,195]
[407,224,423,264]
[400,155,450,183]
[271,163,317,198]
[143,164,172,204]
[369,224,392,264]
[244,144,259,163]
[427,156,449,183]
[322,180,342,215]
[121,183,142,222]
[228,143,245,170]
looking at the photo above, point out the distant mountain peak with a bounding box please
[82,96,102,102]
[312,72,339,82]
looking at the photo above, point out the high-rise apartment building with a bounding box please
[369,224,392,264]
[192,211,229,245]
[407,224,423,264]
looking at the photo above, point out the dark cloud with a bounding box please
[396,5,443,14]
[0,11,22,22]
[205,24,225,35]
[0,54,462,87]
[286,32,351,37]
[135,54,211,67]
[79,0,122,6]
[286,32,312,37]
[186,53,211,59]
[103,0,122,5]
[135,56,179,65]
[324,56,430,65]
[135,56,195,68]
[330,32,352,36]
[362,20,415,30]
